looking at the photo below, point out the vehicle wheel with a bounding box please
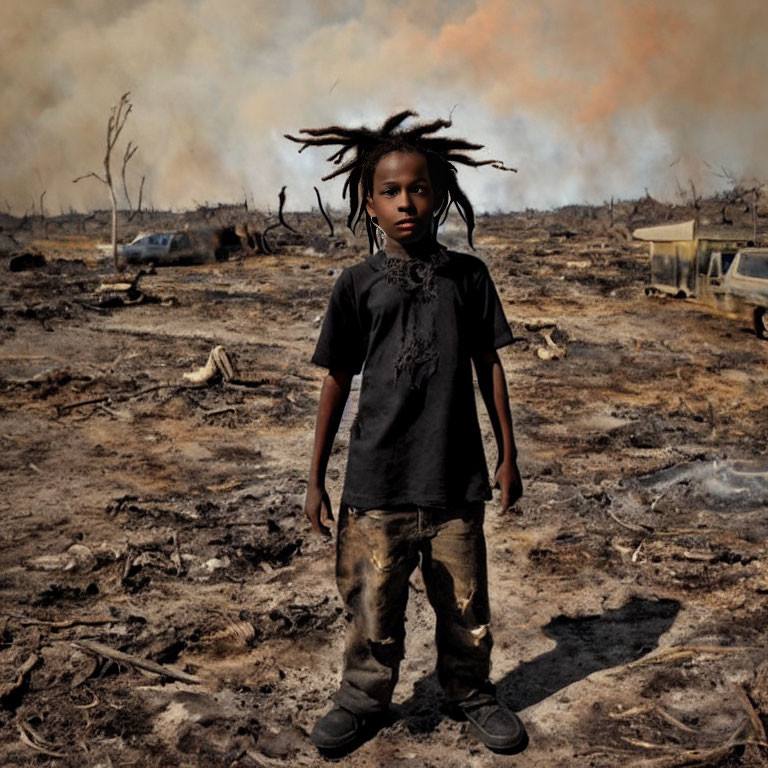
[753,307,768,340]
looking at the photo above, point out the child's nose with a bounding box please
[398,192,415,210]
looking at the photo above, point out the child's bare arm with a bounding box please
[305,369,353,536]
[474,350,523,511]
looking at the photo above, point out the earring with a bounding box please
[371,217,386,247]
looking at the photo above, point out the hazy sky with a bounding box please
[3,0,767,215]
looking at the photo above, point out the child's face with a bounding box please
[365,151,436,247]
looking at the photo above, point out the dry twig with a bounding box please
[607,506,652,533]
[0,653,38,706]
[624,644,759,670]
[735,685,767,743]
[71,639,201,684]
[7,614,112,629]
[17,718,67,758]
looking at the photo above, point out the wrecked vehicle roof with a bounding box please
[633,219,755,243]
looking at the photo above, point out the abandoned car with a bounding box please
[634,220,768,338]
[702,247,768,338]
[120,231,206,265]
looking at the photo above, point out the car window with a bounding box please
[737,252,768,279]
[721,251,736,274]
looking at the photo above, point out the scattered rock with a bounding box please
[202,556,230,572]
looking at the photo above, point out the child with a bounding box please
[286,111,525,754]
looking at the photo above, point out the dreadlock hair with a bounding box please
[285,110,516,252]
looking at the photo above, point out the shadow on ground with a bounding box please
[397,596,681,733]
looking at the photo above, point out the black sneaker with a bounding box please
[310,706,373,753]
[455,693,527,753]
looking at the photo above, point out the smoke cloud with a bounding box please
[2,0,767,215]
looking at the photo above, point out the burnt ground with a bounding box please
[2,199,768,768]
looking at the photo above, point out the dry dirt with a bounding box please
[2,201,768,768]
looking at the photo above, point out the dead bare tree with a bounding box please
[131,175,145,221]
[751,188,759,241]
[708,163,763,240]
[39,190,47,238]
[689,180,701,226]
[73,92,133,271]
[121,141,138,217]
[673,176,684,201]
[314,186,334,236]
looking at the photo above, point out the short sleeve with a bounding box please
[471,263,514,355]
[311,269,366,373]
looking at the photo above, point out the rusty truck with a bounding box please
[633,220,768,338]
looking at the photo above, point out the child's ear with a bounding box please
[365,196,376,220]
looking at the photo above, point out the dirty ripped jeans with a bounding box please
[332,503,492,715]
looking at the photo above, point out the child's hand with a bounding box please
[305,484,334,537]
[494,459,523,512]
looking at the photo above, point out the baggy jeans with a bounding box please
[332,503,493,715]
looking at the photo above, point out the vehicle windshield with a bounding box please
[737,252,768,279]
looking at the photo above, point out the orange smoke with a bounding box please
[1,0,767,214]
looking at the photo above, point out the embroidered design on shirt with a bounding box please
[393,330,437,388]
[383,246,449,301]
[383,246,449,389]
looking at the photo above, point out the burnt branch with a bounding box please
[73,171,106,185]
[128,175,145,222]
[314,186,334,236]
[39,190,47,238]
[263,221,281,253]
[278,186,298,233]
[121,140,138,213]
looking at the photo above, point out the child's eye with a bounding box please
[381,188,398,196]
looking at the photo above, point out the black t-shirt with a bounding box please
[312,247,514,510]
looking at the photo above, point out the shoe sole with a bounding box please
[311,731,361,752]
[468,719,529,753]
[311,713,390,754]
